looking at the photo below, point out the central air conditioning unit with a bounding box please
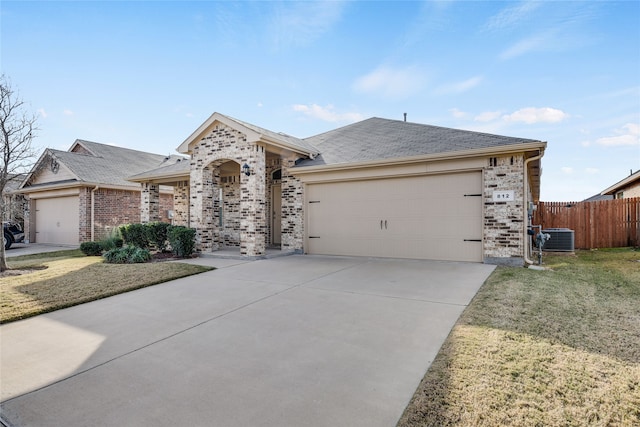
[542,228,575,252]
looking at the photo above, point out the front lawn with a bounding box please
[0,250,213,324]
[398,248,640,427]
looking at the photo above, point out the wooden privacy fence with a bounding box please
[533,198,640,249]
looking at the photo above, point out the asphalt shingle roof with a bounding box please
[297,117,542,167]
[39,140,185,188]
[128,157,191,181]
[219,114,320,156]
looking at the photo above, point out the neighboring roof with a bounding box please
[21,139,185,191]
[128,158,191,182]
[4,174,27,193]
[296,117,545,167]
[177,112,319,157]
[583,193,613,202]
[601,170,640,195]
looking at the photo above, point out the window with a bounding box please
[272,168,282,181]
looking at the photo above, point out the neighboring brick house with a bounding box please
[130,112,546,266]
[18,140,181,245]
[600,170,640,199]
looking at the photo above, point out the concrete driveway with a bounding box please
[0,255,495,427]
[4,243,78,258]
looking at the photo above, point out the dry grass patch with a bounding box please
[398,248,640,427]
[1,250,212,323]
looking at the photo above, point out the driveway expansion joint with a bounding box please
[303,285,469,307]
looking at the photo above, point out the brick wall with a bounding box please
[222,179,241,247]
[78,187,173,242]
[483,155,525,266]
[173,181,190,226]
[281,157,304,252]
[190,123,266,256]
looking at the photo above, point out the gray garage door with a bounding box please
[35,196,80,245]
[306,172,483,262]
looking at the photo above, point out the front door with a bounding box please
[272,184,282,245]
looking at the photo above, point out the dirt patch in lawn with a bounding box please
[398,248,640,427]
[0,266,47,277]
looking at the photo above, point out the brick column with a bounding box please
[190,165,218,252]
[141,183,160,224]
[281,157,304,252]
[483,155,525,266]
[173,181,190,226]
[239,145,266,256]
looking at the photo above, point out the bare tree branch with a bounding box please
[1,75,39,271]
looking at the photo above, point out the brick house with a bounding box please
[131,112,546,266]
[18,140,180,245]
[600,170,640,199]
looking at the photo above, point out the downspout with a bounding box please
[523,151,543,265]
[91,186,100,241]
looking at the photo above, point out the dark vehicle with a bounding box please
[3,221,25,250]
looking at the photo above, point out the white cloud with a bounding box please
[502,107,569,124]
[449,108,468,119]
[38,108,48,118]
[257,102,263,108]
[596,123,640,147]
[500,33,550,59]
[63,109,74,116]
[436,76,483,94]
[293,104,363,123]
[585,168,599,175]
[561,167,574,175]
[352,65,426,99]
[483,1,541,32]
[474,110,502,122]
[269,1,345,49]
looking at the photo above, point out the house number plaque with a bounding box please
[492,190,515,202]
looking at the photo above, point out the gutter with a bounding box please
[523,150,544,265]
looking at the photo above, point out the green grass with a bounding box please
[1,251,213,324]
[398,248,640,427]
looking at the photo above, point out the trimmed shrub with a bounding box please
[103,245,151,264]
[167,226,196,258]
[80,241,103,256]
[100,237,124,251]
[146,222,170,252]
[120,223,149,249]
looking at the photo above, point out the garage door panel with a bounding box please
[35,197,79,245]
[306,172,482,262]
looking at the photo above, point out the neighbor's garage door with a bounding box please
[35,196,80,245]
[306,172,482,262]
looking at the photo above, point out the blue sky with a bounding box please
[2,0,639,201]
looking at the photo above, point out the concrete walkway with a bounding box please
[0,255,495,427]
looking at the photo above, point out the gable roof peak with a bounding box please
[177,111,319,157]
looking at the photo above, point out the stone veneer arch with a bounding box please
[189,123,267,256]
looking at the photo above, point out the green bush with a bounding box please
[100,237,124,251]
[120,223,149,249]
[146,222,170,252]
[167,226,196,258]
[80,241,103,256]
[103,245,151,264]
